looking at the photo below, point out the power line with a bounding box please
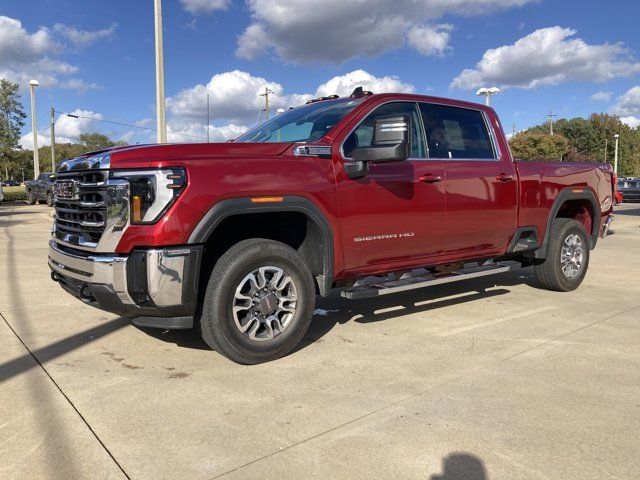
[54,110,208,141]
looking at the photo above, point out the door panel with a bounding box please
[336,101,445,273]
[420,103,517,256]
[444,161,517,254]
[336,159,445,271]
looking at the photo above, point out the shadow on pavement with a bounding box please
[1,209,126,477]
[141,267,539,354]
[136,325,210,350]
[430,452,488,480]
[0,316,129,384]
[614,206,640,216]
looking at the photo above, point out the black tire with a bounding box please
[199,238,315,364]
[534,218,590,292]
[26,189,37,205]
[46,190,54,207]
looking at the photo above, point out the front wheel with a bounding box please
[199,239,315,364]
[534,218,590,292]
[26,189,37,205]
[46,190,54,207]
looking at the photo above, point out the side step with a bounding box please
[341,261,521,300]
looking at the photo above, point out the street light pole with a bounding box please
[613,133,620,174]
[154,0,167,143]
[50,107,56,172]
[476,87,500,106]
[29,79,39,179]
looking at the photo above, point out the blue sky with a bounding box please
[1,0,640,146]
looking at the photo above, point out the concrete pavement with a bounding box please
[1,202,639,479]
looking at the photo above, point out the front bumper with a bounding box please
[49,240,202,326]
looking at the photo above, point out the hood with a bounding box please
[57,142,296,172]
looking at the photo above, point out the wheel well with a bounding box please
[555,199,594,236]
[198,211,326,304]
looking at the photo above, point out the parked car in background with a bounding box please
[617,178,640,202]
[25,172,56,206]
[1,179,21,187]
[0,184,3,202]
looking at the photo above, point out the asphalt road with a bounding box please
[1,202,639,480]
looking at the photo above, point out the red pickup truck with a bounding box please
[49,89,615,364]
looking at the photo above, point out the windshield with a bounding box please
[235,98,365,143]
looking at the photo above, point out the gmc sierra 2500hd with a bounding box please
[49,89,615,364]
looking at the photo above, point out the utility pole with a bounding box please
[613,133,620,174]
[50,107,56,171]
[511,122,517,138]
[260,87,274,120]
[29,79,40,179]
[604,137,608,163]
[547,111,557,136]
[154,0,167,143]
[206,93,210,143]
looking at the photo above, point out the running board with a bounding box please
[341,261,521,300]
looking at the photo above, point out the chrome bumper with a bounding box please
[48,240,202,318]
[48,240,132,303]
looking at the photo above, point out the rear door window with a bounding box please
[420,103,496,160]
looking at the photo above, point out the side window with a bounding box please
[343,102,426,159]
[38,173,47,181]
[420,103,495,160]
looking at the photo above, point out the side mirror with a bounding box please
[352,115,410,164]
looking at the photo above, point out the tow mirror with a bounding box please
[352,115,410,164]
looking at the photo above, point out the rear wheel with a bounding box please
[199,238,315,364]
[534,218,590,292]
[26,189,36,205]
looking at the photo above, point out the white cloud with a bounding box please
[53,23,117,47]
[166,70,311,125]
[406,24,453,57]
[164,69,416,142]
[19,109,103,149]
[590,91,613,102]
[620,116,640,128]
[315,70,415,97]
[611,86,640,116]
[0,15,97,90]
[451,27,640,90]
[236,0,535,63]
[180,0,229,14]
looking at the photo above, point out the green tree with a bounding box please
[509,131,570,161]
[78,132,126,152]
[0,79,27,180]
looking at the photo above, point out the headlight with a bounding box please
[112,168,186,224]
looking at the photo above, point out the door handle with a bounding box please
[418,174,442,183]
[496,173,515,182]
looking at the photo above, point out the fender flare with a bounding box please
[535,187,600,259]
[188,196,334,295]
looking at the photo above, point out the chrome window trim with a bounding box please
[340,99,504,163]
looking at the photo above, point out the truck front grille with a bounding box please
[53,170,109,247]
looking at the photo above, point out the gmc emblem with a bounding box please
[54,180,78,200]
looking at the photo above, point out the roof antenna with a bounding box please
[351,86,364,98]
[350,86,373,98]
